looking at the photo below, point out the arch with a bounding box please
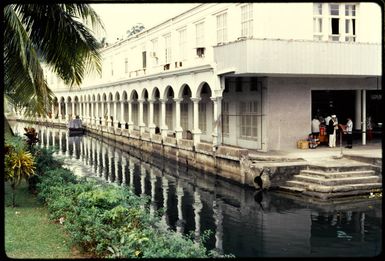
[151,87,160,100]
[97,93,101,102]
[141,89,149,100]
[108,92,113,101]
[163,85,174,100]
[196,81,213,99]
[130,90,139,100]
[92,94,96,102]
[178,84,192,99]
[102,93,107,101]
[122,91,128,100]
[115,91,120,101]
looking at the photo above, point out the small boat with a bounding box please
[68,117,85,136]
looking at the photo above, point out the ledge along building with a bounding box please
[25,3,381,190]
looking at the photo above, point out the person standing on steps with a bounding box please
[311,116,321,139]
[345,117,353,148]
[328,114,338,147]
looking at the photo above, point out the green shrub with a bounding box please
[33,155,217,258]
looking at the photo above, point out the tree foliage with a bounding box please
[4,4,104,117]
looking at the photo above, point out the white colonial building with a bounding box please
[41,2,381,151]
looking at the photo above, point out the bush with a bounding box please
[34,155,218,258]
[28,147,63,193]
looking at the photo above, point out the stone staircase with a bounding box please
[279,161,382,200]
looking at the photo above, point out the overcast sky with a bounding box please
[91,3,200,42]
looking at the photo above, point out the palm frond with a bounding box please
[13,4,102,88]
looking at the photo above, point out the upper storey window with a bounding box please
[195,21,205,47]
[313,3,357,42]
[164,34,171,64]
[345,4,356,42]
[241,4,253,37]
[216,12,227,44]
[178,28,187,60]
[329,4,340,41]
[313,3,323,40]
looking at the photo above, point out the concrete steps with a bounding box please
[279,163,382,200]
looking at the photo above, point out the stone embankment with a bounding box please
[245,152,382,201]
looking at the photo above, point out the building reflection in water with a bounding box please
[11,122,381,258]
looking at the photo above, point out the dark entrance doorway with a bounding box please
[311,90,355,124]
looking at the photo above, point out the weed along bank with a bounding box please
[14,3,382,197]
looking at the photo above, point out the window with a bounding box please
[222,101,229,136]
[313,3,323,40]
[166,102,173,129]
[329,4,340,41]
[164,34,171,64]
[240,101,258,140]
[199,102,206,133]
[124,58,129,73]
[195,22,205,47]
[216,12,227,44]
[142,51,147,68]
[110,61,114,76]
[345,4,356,42]
[241,4,253,37]
[181,102,188,130]
[151,38,159,65]
[178,28,187,60]
[317,3,357,42]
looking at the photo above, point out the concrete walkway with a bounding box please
[250,140,382,164]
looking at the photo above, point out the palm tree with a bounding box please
[4,4,104,133]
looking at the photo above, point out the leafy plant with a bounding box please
[5,136,36,207]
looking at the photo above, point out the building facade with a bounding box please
[40,2,381,151]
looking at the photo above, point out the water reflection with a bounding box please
[11,122,382,257]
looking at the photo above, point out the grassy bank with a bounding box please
[4,181,84,259]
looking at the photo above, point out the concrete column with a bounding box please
[58,102,62,123]
[95,101,99,126]
[59,130,63,155]
[138,99,146,134]
[65,101,69,121]
[174,98,183,140]
[101,102,105,126]
[362,89,366,145]
[191,98,201,145]
[71,101,75,119]
[107,101,112,127]
[128,101,134,131]
[113,101,118,129]
[120,100,126,128]
[160,99,168,138]
[211,96,222,147]
[65,133,69,157]
[148,99,156,135]
[90,101,95,126]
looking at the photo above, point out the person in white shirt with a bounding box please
[345,117,353,148]
[311,117,321,139]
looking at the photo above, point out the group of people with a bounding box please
[311,114,353,149]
